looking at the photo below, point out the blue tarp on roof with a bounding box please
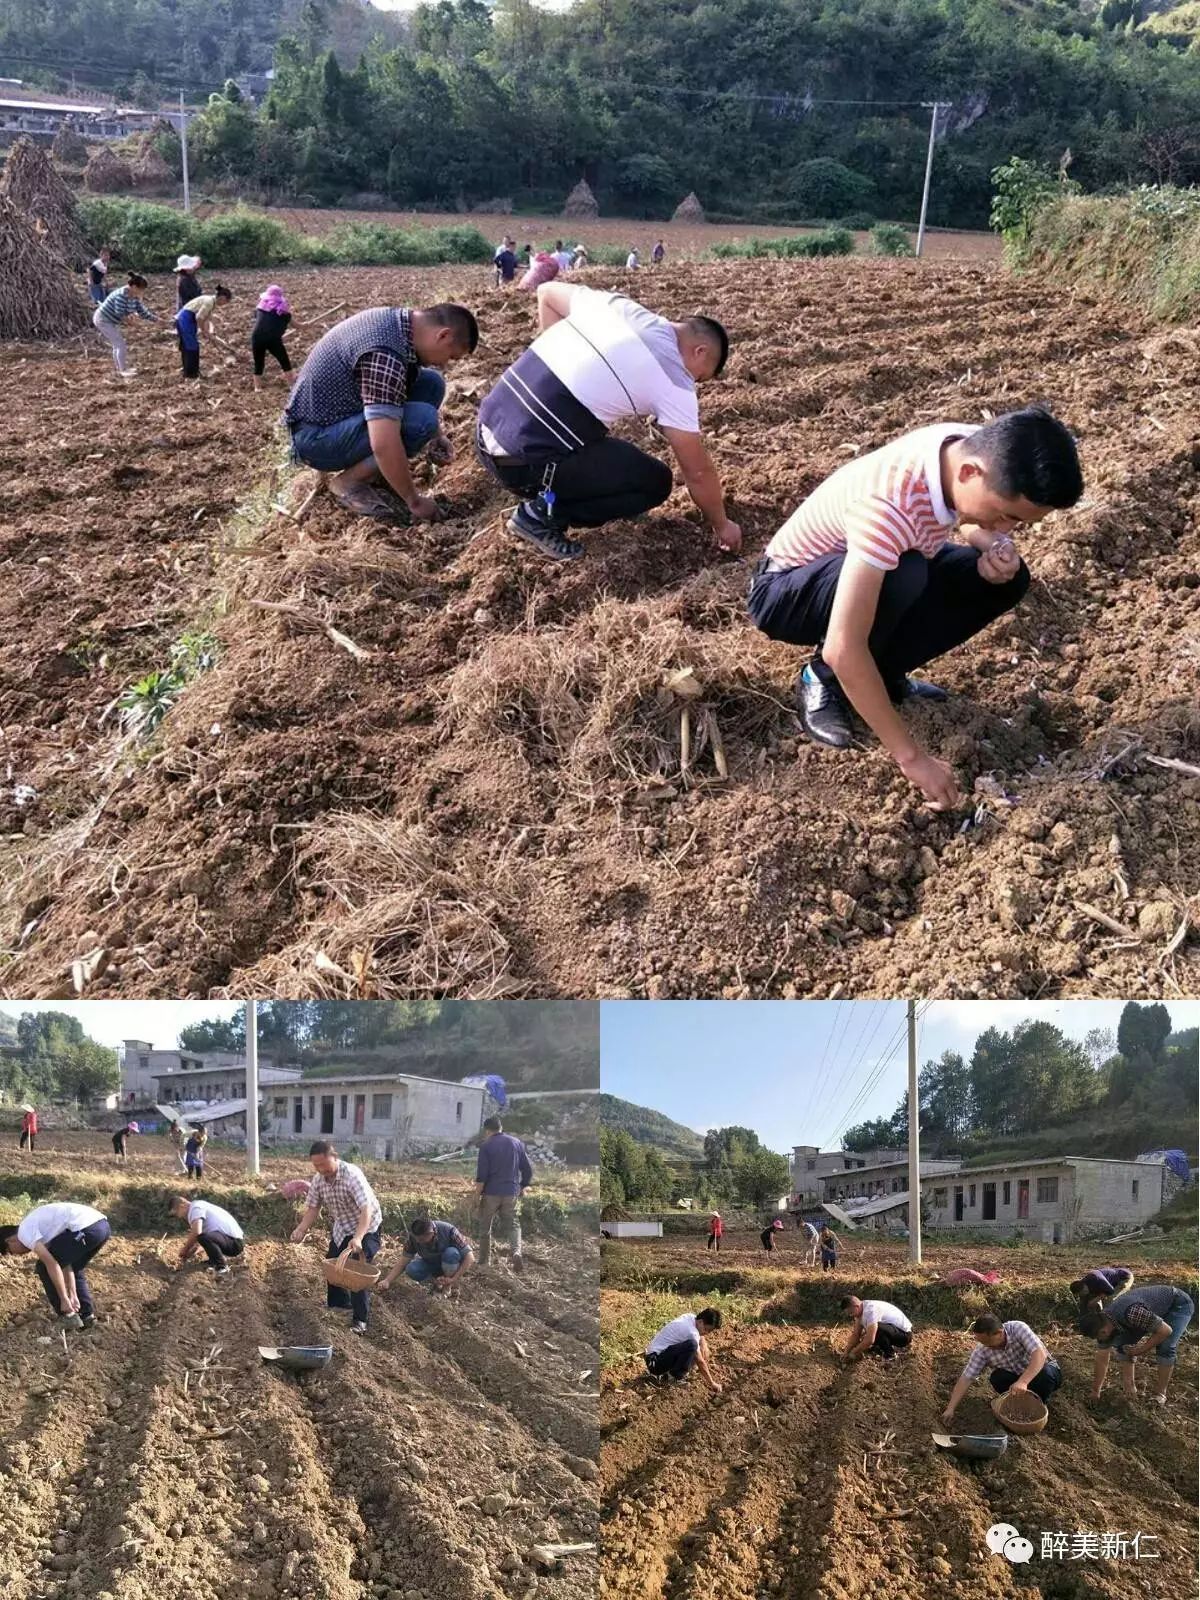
[1137,1148,1192,1183]
[461,1073,506,1108]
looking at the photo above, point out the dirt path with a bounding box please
[3,258,1197,998]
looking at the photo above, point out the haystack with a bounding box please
[562,178,599,219]
[132,146,173,191]
[0,196,92,341]
[0,136,87,266]
[51,123,90,168]
[672,191,705,223]
[84,145,134,194]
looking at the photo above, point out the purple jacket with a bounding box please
[476,1132,533,1196]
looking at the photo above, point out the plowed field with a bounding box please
[0,1139,599,1600]
[2,259,1197,999]
[601,1239,1198,1599]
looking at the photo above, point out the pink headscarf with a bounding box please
[257,284,291,314]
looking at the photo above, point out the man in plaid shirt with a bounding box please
[941,1313,1063,1426]
[286,302,479,525]
[290,1140,384,1335]
[1079,1282,1195,1406]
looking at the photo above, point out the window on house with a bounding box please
[933,1188,948,1207]
[1131,1180,1139,1200]
[968,1185,976,1207]
[273,1099,286,1116]
[1036,1177,1059,1204]
[456,1101,463,1122]
[308,1096,315,1118]
[372,1094,392,1120]
[807,1159,817,1171]
[340,1096,347,1119]
[1003,1181,1011,1206]
[140,1055,150,1071]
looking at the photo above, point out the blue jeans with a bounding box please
[89,284,106,304]
[404,1246,463,1282]
[1112,1291,1194,1366]
[290,368,445,471]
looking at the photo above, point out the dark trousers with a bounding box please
[36,1220,111,1317]
[868,1323,912,1359]
[252,336,291,376]
[761,1232,774,1251]
[325,1230,381,1324]
[19,1130,34,1150]
[707,1232,721,1251]
[476,433,673,529]
[196,1232,244,1269]
[821,1247,837,1270]
[990,1360,1062,1402]
[112,1134,127,1156]
[178,338,201,379]
[645,1340,698,1381]
[748,545,1030,686]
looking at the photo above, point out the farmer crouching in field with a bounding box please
[290,1140,383,1337]
[284,303,479,524]
[380,1215,475,1296]
[475,280,740,562]
[474,1115,532,1273]
[169,1195,245,1278]
[644,1306,723,1391]
[840,1294,913,1362]
[748,407,1083,808]
[1080,1283,1195,1407]
[0,1201,112,1330]
[941,1312,1063,1427]
[1070,1265,1134,1311]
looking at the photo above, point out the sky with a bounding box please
[600,999,1200,1153]
[0,1001,243,1053]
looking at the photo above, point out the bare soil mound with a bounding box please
[1,259,1197,998]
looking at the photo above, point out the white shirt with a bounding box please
[534,287,699,433]
[647,1311,701,1355]
[186,1200,243,1240]
[553,250,573,270]
[17,1203,105,1250]
[626,253,639,269]
[860,1299,912,1334]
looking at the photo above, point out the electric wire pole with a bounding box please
[915,101,949,258]
[906,998,922,1263]
[179,89,191,213]
[246,1001,260,1176]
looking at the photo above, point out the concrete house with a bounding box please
[922,1157,1165,1242]
[820,1156,960,1204]
[790,1144,909,1204]
[120,1039,248,1103]
[263,1073,488,1159]
[152,1063,301,1105]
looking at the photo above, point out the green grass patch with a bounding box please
[601,1287,761,1369]
[1021,188,1200,322]
[869,222,915,257]
[708,227,855,261]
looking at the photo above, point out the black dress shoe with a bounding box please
[888,676,949,704]
[796,665,854,748]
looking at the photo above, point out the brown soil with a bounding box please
[0,1139,598,1600]
[600,1320,1197,1600]
[2,258,1198,999]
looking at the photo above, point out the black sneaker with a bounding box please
[507,500,584,562]
[79,1314,96,1330]
[796,665,854,749]
[888,676,948,705]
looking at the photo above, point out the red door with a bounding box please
[353,1095,365,1135]
[1017,1179,1030,1219]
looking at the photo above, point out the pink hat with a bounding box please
[772,1219,784,1229]
[257,284,290,314]
[127,1121,140,1133]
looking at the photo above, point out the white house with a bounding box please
[151,1063,301,1105]
[922,1157,1165,1242]
[790,1144,910,1204]
[263,1073,487,1159]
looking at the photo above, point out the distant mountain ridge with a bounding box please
[599,1094,704,1157]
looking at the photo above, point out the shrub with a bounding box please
[782,157,876,219]
[836,212,877,231]
[711,229,855,261]
[1025,189,1200,322]
[870,222,915,257]
[309,221,492,266]
[78,196,191,271]
[196,206,293,267]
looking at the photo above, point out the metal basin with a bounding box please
[258,1344,333,1371]
[930,1431,1009,1461]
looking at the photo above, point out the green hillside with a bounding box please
[599,1094,703,1158]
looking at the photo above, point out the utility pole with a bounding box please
[246,1001,260,1177]
[915,101,947,259]
[906,998,922,1263]
[179,89,191,214]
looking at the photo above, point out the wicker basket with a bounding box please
[321,1255,382,1292]
[991,1388,1048,1435]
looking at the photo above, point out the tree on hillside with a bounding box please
[737,1146,792,1209]
[1117,1001,1173,1064]
[842,1116,901,1152]
[7,1011,117,1103]
[179,1015,247,1054]
[919,1050,974,1145]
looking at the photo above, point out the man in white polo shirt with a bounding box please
[840,1294,913,1361]
[644,1306,723,1391]
[0,1201,112,1330]
[476,281,741,561]
[169,1195,245,1278]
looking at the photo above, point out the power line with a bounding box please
[807,999,846,1114]
[818,1000,893,1145]
[827,1000,934,1150]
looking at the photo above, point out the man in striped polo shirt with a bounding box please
[286,303,479,524]
[290,1140,384,1335]
[941,1312,1063,1425]
[748,407,1083,807]
[475,280,740,561]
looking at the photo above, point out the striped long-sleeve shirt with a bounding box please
[97,287,157,326]
[765,422,969,573]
